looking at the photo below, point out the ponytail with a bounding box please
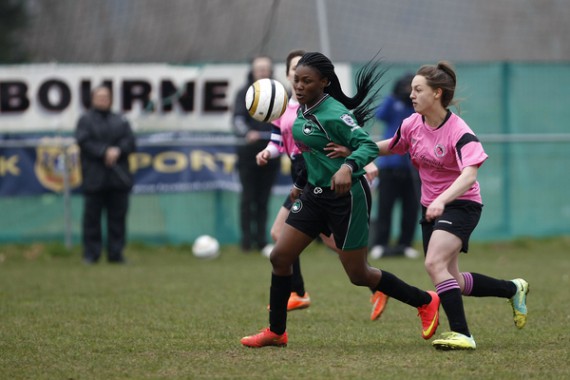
[297,52,385,125]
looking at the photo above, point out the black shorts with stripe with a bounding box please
[285,177,372,250]
[420,199,482,253]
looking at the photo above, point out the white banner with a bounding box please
[0,63,352,133]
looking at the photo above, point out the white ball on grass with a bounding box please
[192,235,220,259]
[261,244,274,258]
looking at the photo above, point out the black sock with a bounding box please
[462,272,517,298]
[375,270,431,307]
[291,258,305,296]
[269,273,292,335]
[437,283,470,337]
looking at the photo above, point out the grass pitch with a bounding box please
[0,237,569,379]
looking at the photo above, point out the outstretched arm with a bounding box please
[376,138,393,156]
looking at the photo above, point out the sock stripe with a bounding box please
[436,278,460,294]
[461,272,473,295]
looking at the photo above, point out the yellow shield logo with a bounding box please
[34,138,82,192]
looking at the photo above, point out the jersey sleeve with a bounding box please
[388,121,410,155]
[455,132,488,170]
[267,124,285,156]
[335,113,379,171]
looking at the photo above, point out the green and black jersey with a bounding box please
[292,95,379,187]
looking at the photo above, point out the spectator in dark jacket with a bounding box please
[75,86,136,264]
[232,55,280,252]
[370,74,421,260]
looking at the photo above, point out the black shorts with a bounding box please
[285,177,372,250]
[420,200,482,253]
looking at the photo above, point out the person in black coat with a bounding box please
[232,55,280,252]
[75,86,136,264]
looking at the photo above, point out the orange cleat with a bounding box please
[241,328,288,348]
[287,292,311,311]
[370,291,389,321]
[417,290,440,339]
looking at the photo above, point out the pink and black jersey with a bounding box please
[265,99,302,160]
[388,112,488,207]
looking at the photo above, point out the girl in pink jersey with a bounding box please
[376,62,529,350]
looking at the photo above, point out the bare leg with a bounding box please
[270,223,313,275]
[270,206,289,243]
[337,247,381,288]
[319,233,340,253]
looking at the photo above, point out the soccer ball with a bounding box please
[245,78,288,123]
[192,235,220,259]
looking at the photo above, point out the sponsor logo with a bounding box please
[313,187,323,194]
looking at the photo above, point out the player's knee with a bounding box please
[269,249,291,271]
[424,254,445,277]
[346,270,368,287]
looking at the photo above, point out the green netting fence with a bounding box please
[1,62,569,246]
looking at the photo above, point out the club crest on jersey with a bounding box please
[291,199,303,213]
[340,113,359,130]
[302,121,315,135]
[434,144,446,157]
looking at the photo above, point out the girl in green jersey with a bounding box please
[241,52,440,348]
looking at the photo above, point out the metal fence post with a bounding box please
[59,145,73,249]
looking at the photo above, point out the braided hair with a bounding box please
[296,52,385,125]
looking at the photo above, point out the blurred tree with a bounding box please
[0,0,29,62]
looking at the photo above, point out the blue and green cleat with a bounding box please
[509,278,529,329]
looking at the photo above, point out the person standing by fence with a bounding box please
[75,85,136,264]
[370,73,421,260]
[232,55,280,253]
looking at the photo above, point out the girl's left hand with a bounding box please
[331,165,352,194]
[324,142,351,158]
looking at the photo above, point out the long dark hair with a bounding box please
[297,52,385,125]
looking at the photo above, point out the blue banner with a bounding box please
[0,141,293,196]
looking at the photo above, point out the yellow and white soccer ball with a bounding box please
[192,235,220,259]
[245,78,288,123]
